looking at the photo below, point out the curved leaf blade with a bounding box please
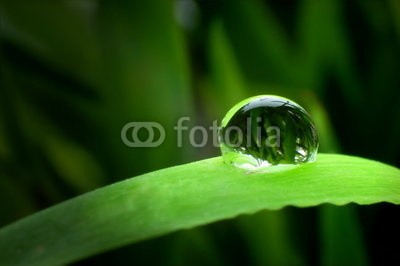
[0,154,399,265]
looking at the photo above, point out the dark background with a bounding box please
[1,0,399,265]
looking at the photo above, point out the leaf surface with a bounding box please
[0,154,399,265]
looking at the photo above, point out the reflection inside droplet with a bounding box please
[219,95,319,170]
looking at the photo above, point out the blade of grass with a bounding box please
[97,0,193,174]
[166,227,225,266]
[0,154,399,265]
[220,0,295,85]
[208,20,247,113]
[320,205,368,266]
[236,210,305,266]
[298,0,362,105]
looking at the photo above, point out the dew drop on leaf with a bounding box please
[219,95,319,170]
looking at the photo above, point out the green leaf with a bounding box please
[208,20,247,112]
[97,0,193,174]
[297,0,362,104]
[219,0,295,85]
[237,210,305,266]
[320,205,368,266]
[0,154,399,265]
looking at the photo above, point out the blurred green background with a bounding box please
[0,0,399,265]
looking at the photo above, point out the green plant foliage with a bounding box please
[1,0,400,264]
[0,154,399,265]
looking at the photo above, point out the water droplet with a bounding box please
[219,95,318,170]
